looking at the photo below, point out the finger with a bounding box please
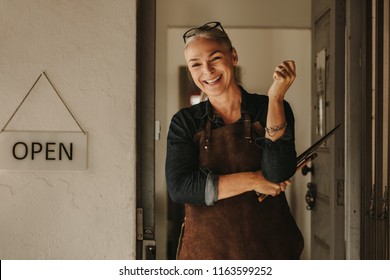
[279,63,295,78]
[272,187,281,196]
[270,183,282,196]
[257,194,268,202]
[284,60,296,73]
[275,64,291,78]
[275,66,294,82]
[285,179,292,186]
[283,59,295,72]
[278,60,296,79]
[283,60,296,74]
[273,69,286,80]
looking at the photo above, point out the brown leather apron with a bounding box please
[176,114,304,260]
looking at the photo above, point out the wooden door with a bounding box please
[311,0,345,259]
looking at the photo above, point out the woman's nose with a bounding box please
[203,63,214,75]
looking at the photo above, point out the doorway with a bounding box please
[154,0,312,260]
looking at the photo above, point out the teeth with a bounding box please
[206,75,221,84]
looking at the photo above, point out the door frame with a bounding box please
[136,0,156,260]
[345,0,365,260]
[361,0,390,260]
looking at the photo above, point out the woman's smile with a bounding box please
[204,74,222,85]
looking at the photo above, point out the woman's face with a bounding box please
[184,37,238,98]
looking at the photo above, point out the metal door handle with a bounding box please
[306,182,317,210]
[301,164,314,176]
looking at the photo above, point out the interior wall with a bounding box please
[0,0,137,259]
[156,0,312,260]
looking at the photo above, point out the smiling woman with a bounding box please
[183,22,238,116]
[165,21,303,260]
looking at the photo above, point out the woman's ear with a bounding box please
[231,47,238,66]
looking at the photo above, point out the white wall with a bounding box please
[157,0,312,260]
[0,0,137,259]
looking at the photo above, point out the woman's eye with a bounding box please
[191,63,201,68]
[211,56,221,61]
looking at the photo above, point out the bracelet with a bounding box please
[265,123,287,137]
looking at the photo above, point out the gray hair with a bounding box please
[184,28,234,52]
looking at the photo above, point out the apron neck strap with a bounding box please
[244,113,251,139]
[205,117,213,146]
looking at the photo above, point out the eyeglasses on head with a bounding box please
[183,21,225,43]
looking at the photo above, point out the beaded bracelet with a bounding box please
[265,123,287,137]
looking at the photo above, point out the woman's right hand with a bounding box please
[252,170,291,196]
[217,170,291,201]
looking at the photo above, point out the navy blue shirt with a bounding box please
[165,87,297,206]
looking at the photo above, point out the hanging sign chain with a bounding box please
[1,72,86,134]
[1,73,42,132]
[43,72,86,134]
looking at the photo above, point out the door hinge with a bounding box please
[136,208,156,259]
[380,186,388,220]
[369,184,375,219]
[136,208,144,240]
[337,180,345,206]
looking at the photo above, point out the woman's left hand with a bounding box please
[268,60,296,100]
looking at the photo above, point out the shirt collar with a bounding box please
[194,86,251,120]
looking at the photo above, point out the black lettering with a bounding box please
[45,142,56,160]
[31,142,43,160]
[119,266,130,276]
[13,142,28,160]
[59,143,73,160]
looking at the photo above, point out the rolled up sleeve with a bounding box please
[204,173,219,206]
[165,111,216,205]
[256,101,297,183]
[257,128,296,182]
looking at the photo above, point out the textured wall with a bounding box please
[0,0,137,259]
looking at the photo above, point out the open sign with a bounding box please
[0,131,87,170]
